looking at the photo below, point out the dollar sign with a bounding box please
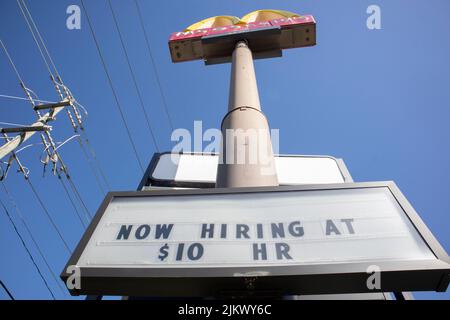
[158,243,169,261]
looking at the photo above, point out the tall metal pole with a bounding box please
[216,41,278,188]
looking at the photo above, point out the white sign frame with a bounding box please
[139,152,353,189]
[62,182,450,297]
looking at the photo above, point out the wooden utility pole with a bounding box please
[0,99,70,161]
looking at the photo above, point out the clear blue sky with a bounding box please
[0,0,449,300]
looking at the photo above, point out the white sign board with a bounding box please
[149,153,348,187]
[63,182,450,296]
[77,186,434,268]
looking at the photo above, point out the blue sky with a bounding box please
[0,0,449,300]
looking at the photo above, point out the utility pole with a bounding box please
[0,99,70,161]
[216,41,278,188]
[0,39,73,163]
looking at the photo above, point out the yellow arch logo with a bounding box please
[184,10,301,31]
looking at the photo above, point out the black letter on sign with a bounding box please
[155,224,174,239]
[187,243,204,261]
[116,225,132,240]
[275,243,292,260]
[201,224,214,238]
[271,223,285,238]
[256,224,264,239]
[325,220,341,235]
[341,218,355,234]
[176,243,184,261]
[236,224,250,239]
[288,221,304,237]
[135,224,150,240]
[220,224,227,239]
[253,243,267,260]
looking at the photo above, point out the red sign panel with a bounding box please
[169,15,315,42]
[269,15,314,27]
[168,15,316,63]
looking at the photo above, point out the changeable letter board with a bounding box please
[62,182,450,297]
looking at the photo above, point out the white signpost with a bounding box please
[62,182,450,297]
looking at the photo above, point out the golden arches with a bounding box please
[184,9,301,31]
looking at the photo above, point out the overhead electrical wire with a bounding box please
[2,37,101,235]
[12,2,100,226]
[108,0,160,152]
[0,197,56,299]
[0,280,15,300]
[0,94,56,104]
[17,0,111,194]
[0,121,30,127]
[0,1,114,299]
[26,178,72,253]
[64,172,92,221]
[50,78,109,195]
[1,182,67,296]
[77,138,107,195]
[0,39,24,84]
[18,0,61,79]
[48,81,111,192]
[81,0,145,173]
[134,0,174,132]
[62,94,111,194]
[1,39,74,255]
[16,0,54,78]
[57,175,88,228]
[50,82,110,194]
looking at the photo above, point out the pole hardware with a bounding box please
[0,125,51,134]
[33,99,71,111]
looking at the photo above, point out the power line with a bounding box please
[1,182,67,296]
[51,79,108,196]
[48,81,110,194]
[0,39,67,166]
[40,136,93,223]
[0,40,73,254]
[16,0,54,78]
[26,177,71,253]
[64,172,92,221]
[82,137,110,191]
[57,175,88,228]
[0,121,30,128]
[0,280,15,300]
[81,0,145,173]
[134,0,174,132]
[0,64,82,252]
[51,79,110,194]
[19,0,61,80]
[108,0,160,152]
[63,98,112,194]
[0,39,24,84]
[17,0,111,195]
[77,137,107,195]
[5,12,100,227]
[0,197,56,299]
[0,94,56,104]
